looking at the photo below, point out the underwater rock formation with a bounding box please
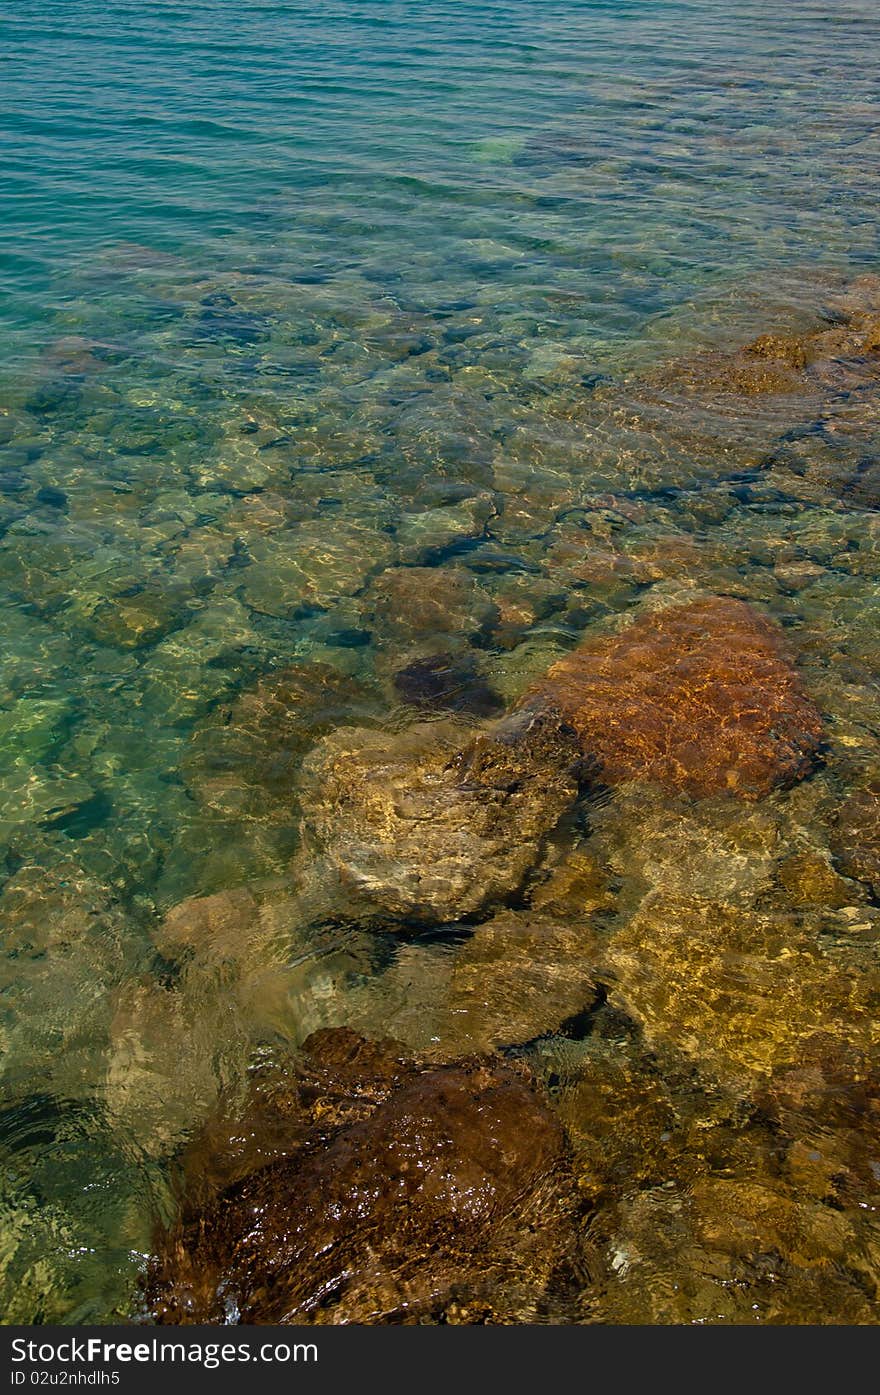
[653,281,880,400]
[297,708,587,924]
[358,564,499,649]
[181,661,375,822]
[392,651,503,716]
[604,892,880,1088]
[339,893,608,1059]
[528,595,823,800]
[830,785,880,899]
[145,1029,581,1324]
[594,1168,878,1325]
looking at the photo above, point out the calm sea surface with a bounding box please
[1,0,879,1323]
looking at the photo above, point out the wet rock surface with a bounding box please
[529,595,824,800]
[145,1029,583,1325]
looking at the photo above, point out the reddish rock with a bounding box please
[529,596,823,800]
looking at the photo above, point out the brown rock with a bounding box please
[144,1033,578,1324]
[654,296,880,403]
[743,333,809,370]
[654,347,803,397]
[529,596,823,800]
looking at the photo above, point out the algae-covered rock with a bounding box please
[297,709,586,924]
[145,1031,580,1324]
[529,595,823,800]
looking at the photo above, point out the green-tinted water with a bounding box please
[1,0,879,1323]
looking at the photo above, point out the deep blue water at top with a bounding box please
[3,0,879,375]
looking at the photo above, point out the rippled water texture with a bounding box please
[1,0,880,1323]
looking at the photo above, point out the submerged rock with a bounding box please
[595,1171,876,1325]
[830,785,880,899]
[342,896,607,1058]
[776,850,852,908]
[653,288,880,402]
[528,595,823,800]
[395,494,497,564]
[104,885,391,1158]
[587,786,783,906]
[145,1030,581,1324]
[181,662,374,822]
[436,913,601,1051]
[297,709,586,924]
[605,893,880,1088]
[240,520,397,619]
[0,859,130,1098]
[392,651,503,717]
[358,564,498,648]
[755,1037,880,1205]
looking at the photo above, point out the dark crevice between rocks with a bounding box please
[408,921,477,948]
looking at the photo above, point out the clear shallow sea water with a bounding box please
[1,0,879,1324]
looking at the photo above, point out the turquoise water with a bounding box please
[1,0,879,1323]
